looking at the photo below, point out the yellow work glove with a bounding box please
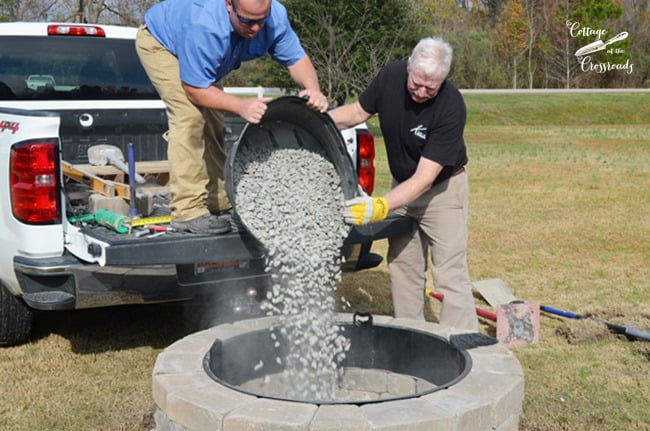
[343,196,389,225]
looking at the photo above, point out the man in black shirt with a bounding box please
[329,37,478,331]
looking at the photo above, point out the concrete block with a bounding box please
[494,413,521,431]
[164,327,225,355]
[309,405,371,431]
[466,342,512,356]
[341,368,387,393]
[469,353,524,376]
[153,408,186,431]
[423,391,491,431]
[361,397,454,431]
[153,351,205,376]
[223,398,317,431]
[152,372,208,412]
[448,370,524,428]
[335,389,380,401]
[387,373,417,396]
[88,194,129,215]
[416,378,437,393]
[165,379,254,431]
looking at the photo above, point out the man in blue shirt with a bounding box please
[136,0,329,234]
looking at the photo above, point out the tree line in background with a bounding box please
[1,0,647,103]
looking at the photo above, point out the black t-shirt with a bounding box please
[359,60,467,184]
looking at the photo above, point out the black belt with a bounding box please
[452,166,466,176]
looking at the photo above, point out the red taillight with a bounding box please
[10,140,61,224]
[47,24,106,37]
[356,129,375,195]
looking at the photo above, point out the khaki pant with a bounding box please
[388,170,479,331]
[135,26,231,222]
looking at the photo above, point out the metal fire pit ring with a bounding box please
[152,314,524,430]
[203,312,472,405]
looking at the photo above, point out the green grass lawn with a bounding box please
[1,92,648,431]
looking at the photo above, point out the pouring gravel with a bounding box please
[233,143,351,401]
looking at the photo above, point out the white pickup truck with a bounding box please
[0,22,411,346]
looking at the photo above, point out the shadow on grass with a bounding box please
[28,300,249,354]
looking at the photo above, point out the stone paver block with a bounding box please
[470,352,524,376]
[494,413,521,431]
[335,389,380,401]
[341,368,387,393]
[467,342,512,356]
[165,328,223,354]
[423,390,492,431]
[361,397,454,431]
[224,398,317,431]
[153,351,205,376]
[389,318,454,338]
[416,378,437,393]
[448,370,524,427]
[164,381,255,431]
[153,409,185,431]
[153,371,209,411]
[387,373,416,396]
[309,404,371,431]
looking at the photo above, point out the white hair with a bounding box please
[408,37,453,80]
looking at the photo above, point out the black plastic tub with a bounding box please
[224,96,358,214]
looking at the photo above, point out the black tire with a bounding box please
[0,283,33,346]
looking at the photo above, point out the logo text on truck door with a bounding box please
[0,120,20,134]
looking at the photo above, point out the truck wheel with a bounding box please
[0,283,33,346]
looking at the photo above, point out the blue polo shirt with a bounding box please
[145,0,306,88]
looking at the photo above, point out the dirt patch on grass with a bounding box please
[556,318,612,344]
[555,307,650,345]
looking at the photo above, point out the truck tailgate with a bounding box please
[65,214,412,266]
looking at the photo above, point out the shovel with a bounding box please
[473,279,517,307]
[473,278,650,342]
[88,144,146,184]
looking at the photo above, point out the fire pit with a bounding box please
[152,314,524,430]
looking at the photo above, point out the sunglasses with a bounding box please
[231,0,270,26]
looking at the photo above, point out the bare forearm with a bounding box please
[183,84,244,114]
[287,56,330,112]
[182,83,270,123]
[287,56,320,91]
[384,159,443,210]
[384,178,431,209]
[328,101,371,130]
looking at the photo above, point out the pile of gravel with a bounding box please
[233,143,351,401]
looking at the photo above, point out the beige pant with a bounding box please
[135,26,231,222]
[388,170,479,331]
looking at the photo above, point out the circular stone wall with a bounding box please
[152,314,524,431]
